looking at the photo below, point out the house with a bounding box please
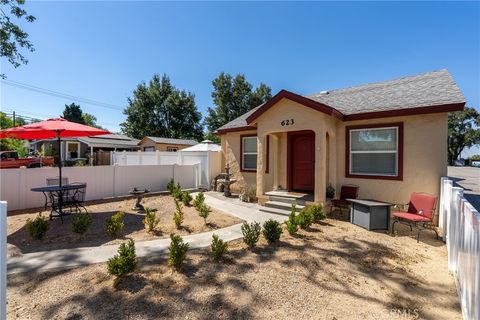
[215,69,465,206]
[32,134,140,165]
[138,137,198,152]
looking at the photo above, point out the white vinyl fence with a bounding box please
[0,164,200,211]
[439,177,480,320]
[112,150,222,189]
[1,202,6,320]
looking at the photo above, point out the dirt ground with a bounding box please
[7,211,460,320]
[7,194,242,256]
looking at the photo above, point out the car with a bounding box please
[0,151,54,169]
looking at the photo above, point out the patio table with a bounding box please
[347,199,393,231]
[31,183,87,222]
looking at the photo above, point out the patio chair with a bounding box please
[330,184,359,214]
[391,192,438,242]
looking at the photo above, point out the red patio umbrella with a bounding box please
[0,118,110,187]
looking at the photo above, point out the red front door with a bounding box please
[289,132,315,192]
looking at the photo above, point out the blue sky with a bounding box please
[1,1,479,154]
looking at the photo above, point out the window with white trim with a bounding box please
[349,126,399,177]
[242,136,257,171]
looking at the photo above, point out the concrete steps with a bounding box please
[260,191,311,216]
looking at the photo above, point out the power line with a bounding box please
[1,79,124,111]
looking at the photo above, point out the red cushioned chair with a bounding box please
[391,192,438,242]
[330,184,359,214]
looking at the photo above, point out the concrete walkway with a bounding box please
[7,193,285,274]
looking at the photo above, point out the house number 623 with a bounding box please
[281,119,294,126]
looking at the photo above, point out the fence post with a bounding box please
[122,150,127,165]
[138,150,142,165]
[156,150,160,165]
[1,201,7,320]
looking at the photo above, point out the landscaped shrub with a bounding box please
[173,182,183,200]
[308,204,326,223]
[181,191,192,206]
[241,221,261,248]
[107,239,137,277]
[142,207,159,233]
[192,192,205,209]
[26,215,49,240]
[71,213,93,234]
[106,211,125,237]
[167,178,175,193]
[239,185,257,203]
[262,219,283,244]
[296,208,314,229]
[285,204,299,235]
[173,199,184,229]
[211,234,228,262]
[168,234,189,268]
[197,203,212,224]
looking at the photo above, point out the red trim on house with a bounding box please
[240,134,257,173]
[343,103,465,121]
[215,126,257,135]
[345,122,404,181]
[265,135,270,174]
[245,90,344,124]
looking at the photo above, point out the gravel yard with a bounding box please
[7,214,460,320]
[7,193,242,256]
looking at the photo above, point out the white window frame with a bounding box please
[65,141,81,160]
[241,136,257,171]
[143,146,155,152]
[349,126,399,177]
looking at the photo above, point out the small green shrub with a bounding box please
[241,221,261,248]
[285,204,299,235]
[308,204,326,223]
[71,213,93,234]
[168,234,189,268]
[211,234,228,262]
[26,215,49,240]
[239,185,257,203]
[262,219,283,244]
[181,191,192,206]
[107,239,137,277]
[167,178,175,193]
[173,199,184,229]
[142,207,159,233]
[106,211,125,237]
[193,192,205,209]
[197,203,212,224]
[296,208,314,229]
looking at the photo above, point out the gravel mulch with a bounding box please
[7,214,460,320]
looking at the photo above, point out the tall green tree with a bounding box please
[121,74,203,141]
[1,0,36,78]
[204,73,272,134]
[81,112,104,129]
[0,112,27,155]
[63,103,85,124]
[448,107,480,165]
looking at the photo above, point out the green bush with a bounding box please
[26,215,49,240]
[168,234,189,268]
[296,208,314,229]
[285,204,299,235]
[241,221,261,248]
[173,199,184,229]
[262,219,283,244]
[167,178,175,193]
[142,207,159,233]
[181,191,192,206]
[71,213,93,234]
[197,203,212,224]
[308,204,326,223]
[192,192,205,209]
[107,239,137,277]
[106,211,125,237]
[211,234,228,262]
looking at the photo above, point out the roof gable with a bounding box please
[139,136,198,146]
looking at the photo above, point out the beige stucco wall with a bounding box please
[220,130,258,192]
[336,113,448,206]
[139,139,191,152]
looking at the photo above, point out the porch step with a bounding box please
[268,196,298,205]
[264,201,304,212]
[259,206,291,216]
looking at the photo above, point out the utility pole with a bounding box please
[12,111,15,127]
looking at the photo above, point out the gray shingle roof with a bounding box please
[77,134,140,148]
[144,137,198,146]
[216,69,465,132]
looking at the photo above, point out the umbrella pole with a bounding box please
[57,131,63,215]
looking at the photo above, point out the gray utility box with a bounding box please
[348,199,392,231]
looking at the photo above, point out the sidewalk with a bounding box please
[7,193,285,274]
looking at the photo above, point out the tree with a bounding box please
[448,107,480,165]
[204,73,272,134]
[121,74,203,141]
[0,112,27,155]
[63,103,86,124]
[82,112,104,129]
[0,0,36,77]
